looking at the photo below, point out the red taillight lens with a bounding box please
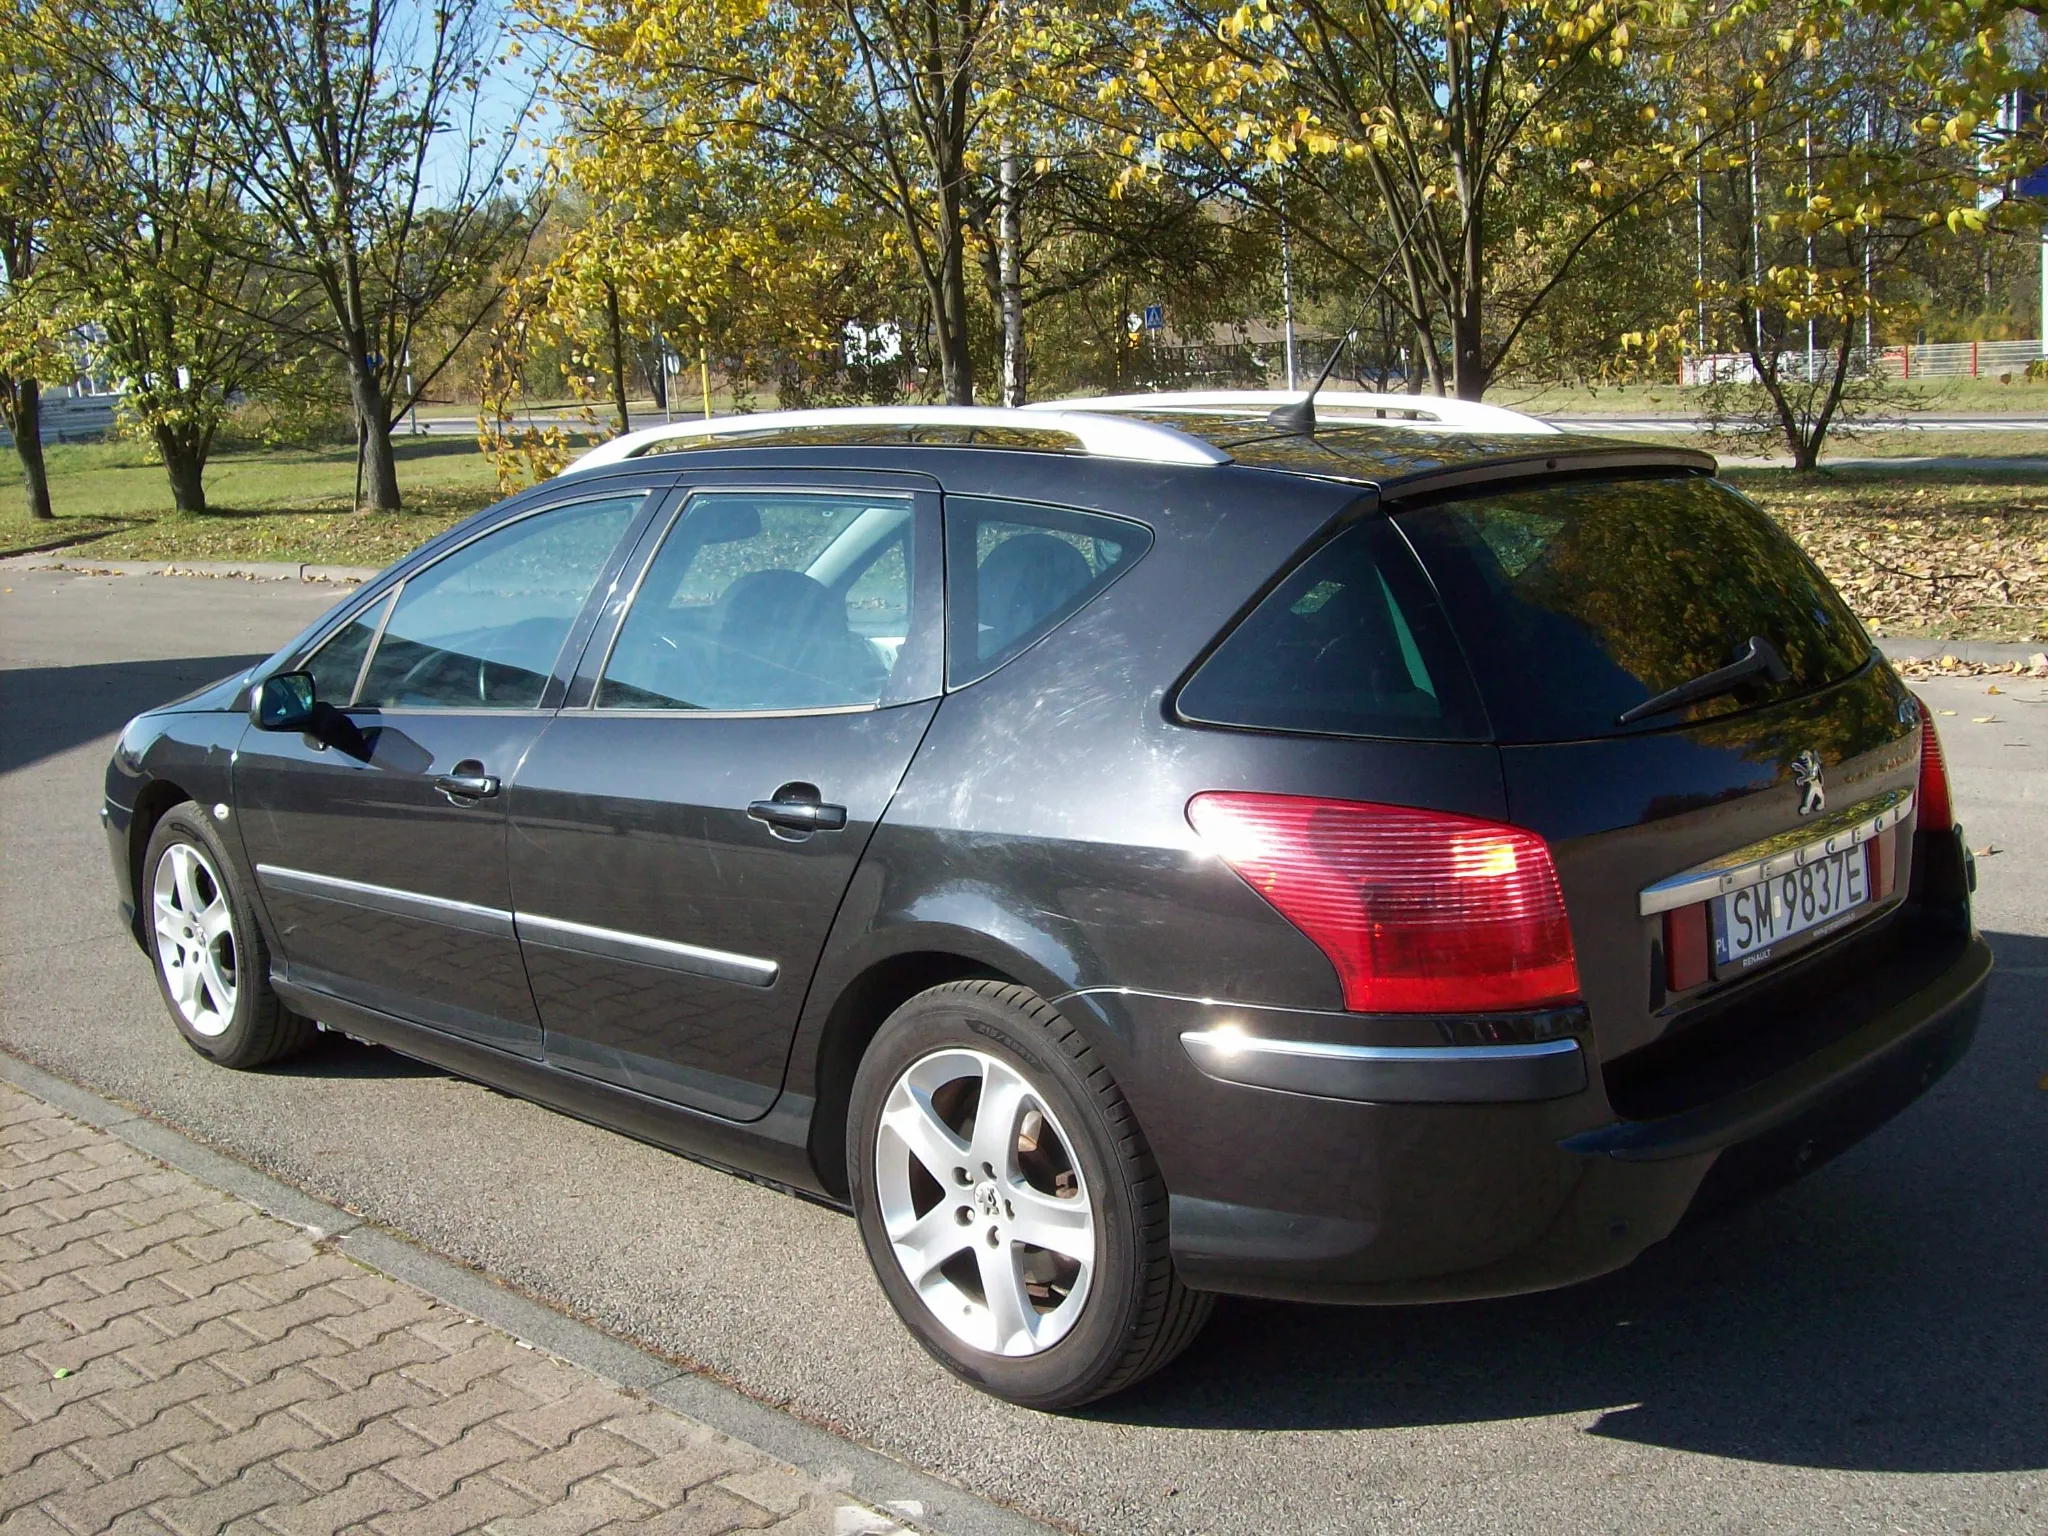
[1187,793,1581,1013]
[1915,700,1953,833]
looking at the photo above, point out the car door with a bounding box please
[235,487,662,1058]
[506,473,942,1119]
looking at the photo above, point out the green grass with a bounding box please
[0,438,503,567]
[1495,375,2048,419]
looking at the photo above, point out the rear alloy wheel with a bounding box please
[143,803,314,1069]
[849,981,1212,1408]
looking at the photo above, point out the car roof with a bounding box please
[555,394,1715,497]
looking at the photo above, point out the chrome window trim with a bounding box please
[349,587,399,706]
[254,865,513,939]
[514,912,779,988]
[587,486,917,717]
[1637,788,1914,917]
[567,703,880,722]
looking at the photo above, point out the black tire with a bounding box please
[141,802,316,1070]
[848,980,1213,1409]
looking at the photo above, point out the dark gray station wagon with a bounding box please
[105,391,1991,1408]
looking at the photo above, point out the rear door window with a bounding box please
[597,490,914,712]
[946,497,1151,685]
[1176,517,1487,741]
[1394,475,1870,743]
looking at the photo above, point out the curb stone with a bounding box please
[0,554,379,583]
[0,1047,1064,1536]
[1875,638,2045,665]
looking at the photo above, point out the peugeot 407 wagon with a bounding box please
[105,390,1991,1408]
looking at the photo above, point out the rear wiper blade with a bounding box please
[1617,634,1789,727]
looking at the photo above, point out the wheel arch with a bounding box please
[127,777,196,946]
[805,947,1018,1199]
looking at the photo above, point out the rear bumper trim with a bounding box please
[1179,1030,1587,1104]
[1563,930,1991,1162]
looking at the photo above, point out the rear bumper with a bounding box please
[1059,905,1990,1305]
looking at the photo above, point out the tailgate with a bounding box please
[1391,472,1923,1065]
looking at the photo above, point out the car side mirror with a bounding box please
[251,671,318,732]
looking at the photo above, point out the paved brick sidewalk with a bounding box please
[0,1084,904,1536]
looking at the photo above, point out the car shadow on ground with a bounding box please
[1096,927,2046,1476]
[0,654,264,774]
[269,1031,450,1081]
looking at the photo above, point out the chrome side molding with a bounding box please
[255,865,514,940]
[254,864,780,988]
[514,912,779,989]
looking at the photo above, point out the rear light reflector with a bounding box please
[1187,793,1581,1013]
[1915,699,1953,833]
[1663,902,1710,992]
[1865,824,1898,900]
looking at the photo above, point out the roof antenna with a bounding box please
[1264,201,1431,436]
[1265,330,1352,433]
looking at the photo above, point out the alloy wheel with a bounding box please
[874,1047,1097,1357]
[152,842,238,1037]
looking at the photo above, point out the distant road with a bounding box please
[1553,415,2048,433]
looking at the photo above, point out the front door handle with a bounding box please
[747,785,847,834]
[435,759,500,805]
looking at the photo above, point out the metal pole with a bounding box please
[1750,120,1763,352]
[1280,189,1297,390]
[1805,117,1815,383]
[1865,109,1874,353]
[700,341,712,419]
[1696,128,1706,354]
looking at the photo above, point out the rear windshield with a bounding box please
[1394,475,1870,743]
[1175,517,1488,741]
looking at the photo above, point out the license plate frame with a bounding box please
[1709,844,1871,977]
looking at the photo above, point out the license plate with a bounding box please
[1711,847,1869,973]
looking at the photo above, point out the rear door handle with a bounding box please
[747,795,847,834]
[435,760,500,804]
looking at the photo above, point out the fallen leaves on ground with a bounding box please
[1743,472,2048,642]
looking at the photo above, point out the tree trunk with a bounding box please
[155,424,208,515]
[931,155,976,405]
[998,143,1025,406]
[604,282,631,434]
[346,360,402,513]
[1450,287,1486,400]
[5,378,54,521]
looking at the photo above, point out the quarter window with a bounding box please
[946,497,1150,685]
[597,491,914,712]
[1176,518,1487,741]
[357,494,643,710]
[301,590,392,705]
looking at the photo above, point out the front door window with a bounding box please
[356,494,644,710]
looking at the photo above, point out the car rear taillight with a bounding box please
[1915,700,1953,833]
[1186,793,1581,1013]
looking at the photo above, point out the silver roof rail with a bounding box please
[559,405,1233,477]
[1024,389,1562,436]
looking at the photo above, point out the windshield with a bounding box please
[1394,475,1871,743]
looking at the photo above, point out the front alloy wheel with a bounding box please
[152,842,239,1036]
[141,802,314,1069]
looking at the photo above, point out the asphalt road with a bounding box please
[2,568,2043,1536]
